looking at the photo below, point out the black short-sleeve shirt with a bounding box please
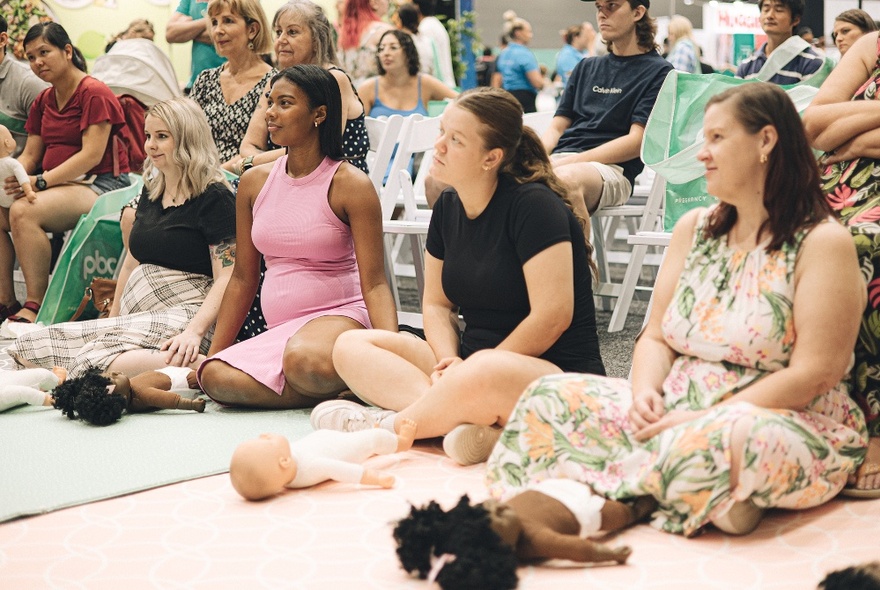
[129,182,236,277]
[426,175,605,375]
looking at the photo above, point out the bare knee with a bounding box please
[199,360,242,403]
[283,341,340,396]
[333,329,375,367]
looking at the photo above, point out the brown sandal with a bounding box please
[8,301,40,323]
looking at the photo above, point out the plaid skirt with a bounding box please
[7,264,213,378]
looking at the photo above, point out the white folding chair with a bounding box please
[605,174,669,332]
[363,114,405,195]
[362,115,406,307]
[522,110,555,136]
[381,115,441,322]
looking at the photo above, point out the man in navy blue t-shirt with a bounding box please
[542,0,672,217]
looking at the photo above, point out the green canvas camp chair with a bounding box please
[35,175,143,325]
[607,41,834,331]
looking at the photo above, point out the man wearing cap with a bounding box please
[542,0,672,217]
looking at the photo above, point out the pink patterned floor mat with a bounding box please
[1,440,877,589]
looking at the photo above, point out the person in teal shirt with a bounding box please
[165,0,226,90]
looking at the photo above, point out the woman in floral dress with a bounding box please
[488,83,868,537]
[804,30,880,495]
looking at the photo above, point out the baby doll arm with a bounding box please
[127,371,206,413]
[9,159,35,202]
[0,385,52,411]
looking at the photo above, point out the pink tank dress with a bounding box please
[206,156,371,394]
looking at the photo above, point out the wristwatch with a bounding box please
[35,174,47,191]
[240,155,256,175]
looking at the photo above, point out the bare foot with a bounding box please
[360,468,395,488]
[850,436,880,491]
[611,546,632,565]
[51,366,68,384]
[377,472,395,488]
[396,418,417,452]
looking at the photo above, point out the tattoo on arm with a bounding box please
[210,239,237,268]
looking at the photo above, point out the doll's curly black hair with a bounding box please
[52,368,127,426]
[819,561,880,590]
[393,495,519,590]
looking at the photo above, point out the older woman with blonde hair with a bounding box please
[190,0,274,165]
[666,15,700,73]
[232,0,370,175]
[8,97,236,378]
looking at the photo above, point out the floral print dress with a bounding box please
[820,36,880,437]
[486,209,867,537]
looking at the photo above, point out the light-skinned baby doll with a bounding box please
[229,419,419,500]
[0,124,35,206]
[0,367,67,411]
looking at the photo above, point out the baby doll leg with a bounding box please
[360,468,395,488]
[396,419,417,452]
[127,371,206,413]
[0,385,52,411]
[600,496,657,533]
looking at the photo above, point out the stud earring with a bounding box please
[482,164,490,171]
[314,121,319,128]
[760,153,768,164]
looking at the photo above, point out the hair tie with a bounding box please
[427,553,455,583]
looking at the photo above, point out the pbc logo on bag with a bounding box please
[83,250,117,280]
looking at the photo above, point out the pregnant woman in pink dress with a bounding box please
[199,64,397,409]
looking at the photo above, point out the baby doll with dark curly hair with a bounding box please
[394,480,656,589]
[53,367,206,426]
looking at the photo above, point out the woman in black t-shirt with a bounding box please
[9,97,236,379]
[311,87,605,465]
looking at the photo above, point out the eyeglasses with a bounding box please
[595,2,623,14]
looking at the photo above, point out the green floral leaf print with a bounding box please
[678,286,696,320]
[850,163,876,189]
[856,362,868,393]
[866,312,880,356]
[501,461,524,488]
[762,291,793,341]
[686,379,702,410]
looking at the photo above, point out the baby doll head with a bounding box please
[819,561,880,589]
[0,125,16,158]
[229,434,298,501]
[52,368,130,426]
[393,495,519,590]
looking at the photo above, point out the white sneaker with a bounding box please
[310,400,395,432]
[442,424,503,466]
[712,501,765,535]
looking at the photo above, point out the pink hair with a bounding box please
[340,0,380,50]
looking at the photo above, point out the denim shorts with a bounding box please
[89,172,132,195]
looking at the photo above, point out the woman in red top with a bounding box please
[0,22,131,323]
